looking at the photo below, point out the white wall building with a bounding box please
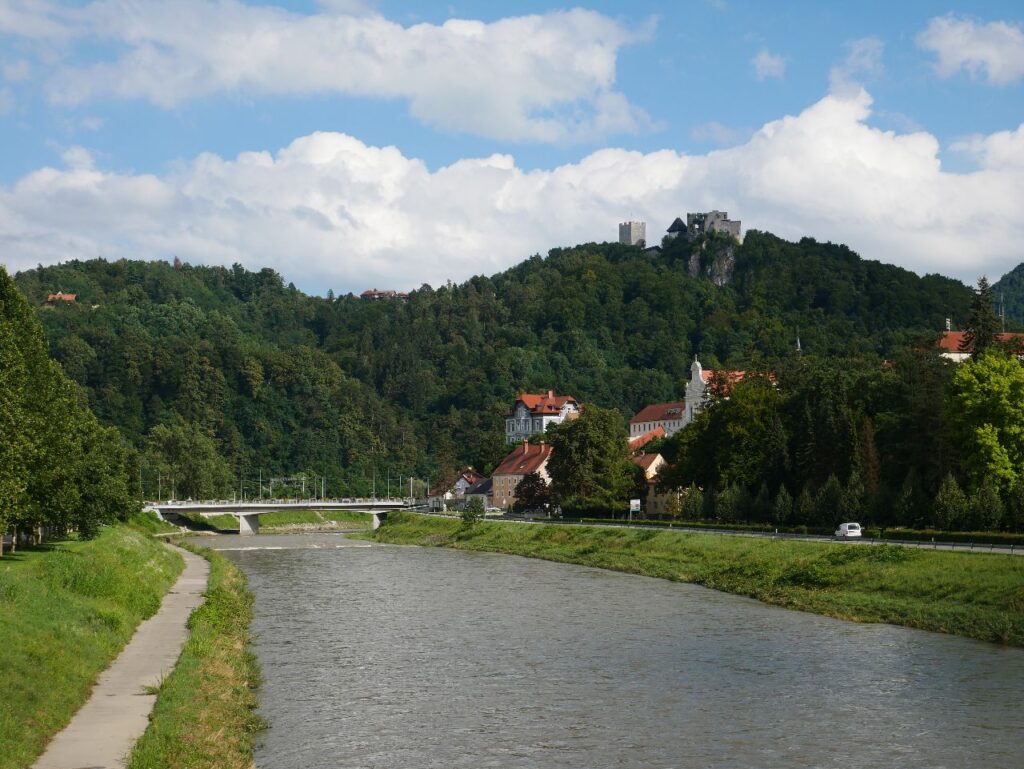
[505,391,580,444]
[618,220,646,246]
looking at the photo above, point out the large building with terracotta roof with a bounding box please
[630,404,685,438]
[491,441,553,509]
[631,359,757,438]
[504,390,579,444]
[937,330,1024,363]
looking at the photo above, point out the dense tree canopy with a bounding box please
[0,267,134,550]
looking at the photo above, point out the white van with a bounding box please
[834,522,862,539]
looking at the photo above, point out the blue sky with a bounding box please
[1,0,1023,293]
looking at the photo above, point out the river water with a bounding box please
[210,533,1024,769]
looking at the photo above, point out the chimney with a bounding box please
[547,389,553,399]
[945,317,951,332]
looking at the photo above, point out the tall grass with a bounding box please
[0,526,182,769]
[127,545,263,769]
[374,513,1024,646]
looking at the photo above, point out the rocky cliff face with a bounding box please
[687,237,736,286]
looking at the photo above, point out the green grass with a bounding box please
[129,509,181,535]
[0,526,183,769]
[374,513,1024,646]
[127,544,263,769]
[179,509,372,532]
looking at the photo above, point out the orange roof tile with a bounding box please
[630,403,685,424]
[628,426,666,452]
[937,330,1024,352]
[492,442,553,477]
[506,391,578,417]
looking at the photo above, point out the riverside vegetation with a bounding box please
[0,523,183,769]
[127,543,263,769]
[372,513,1024,646]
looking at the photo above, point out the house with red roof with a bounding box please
[629,404,685,439]
[46,291,77,304]
[629,359,758,440]
[937,330,1024,363]
[427,467,485,511]
[628,425,666,452]
[491,441,553,509]
[504,390,579,444]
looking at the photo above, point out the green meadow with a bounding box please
[0,523,182,769]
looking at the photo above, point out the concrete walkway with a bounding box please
[33,544,209,769]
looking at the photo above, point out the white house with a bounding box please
[504,391,580,444]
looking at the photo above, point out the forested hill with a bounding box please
[993,263,1024,325]
[13,230,972,494]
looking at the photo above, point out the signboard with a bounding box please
[629,499,641,512]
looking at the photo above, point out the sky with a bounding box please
[1,0,1023,295]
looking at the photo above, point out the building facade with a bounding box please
[629,403,686,438]
[618,220,647,247]
[504,391,580,444]
[427,468,485,511]
[665,211,742,242]
[491,442,553,509]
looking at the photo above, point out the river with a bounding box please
[209,533,1024,769]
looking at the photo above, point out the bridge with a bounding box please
[146,498,412,535]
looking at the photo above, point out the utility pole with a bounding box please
[259,469,262,500]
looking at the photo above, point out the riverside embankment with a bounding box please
[0,524,183,769]
[2,520,261,769]
[371,512,1024,646]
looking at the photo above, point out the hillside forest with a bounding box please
[6,228,1023,532]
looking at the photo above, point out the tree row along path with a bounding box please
[33,544,209,769]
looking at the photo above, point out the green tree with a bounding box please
[546,405,634,515]
[681,484,703,520]
[771,485,793,525]
[970,478,1004,531]
[947,350,1024,493]
[932,474,969,531]
[515,471,550,511]
[958,276,1000,359]
[462,496,485,524]
[145,422,231,499]
[815,474,843,526]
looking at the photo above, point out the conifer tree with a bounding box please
[959,276,1000,359]
[771,486,793,525]
[932,474,968,531]
[970,478,1004,531]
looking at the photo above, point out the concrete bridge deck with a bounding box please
[146,499,412,535]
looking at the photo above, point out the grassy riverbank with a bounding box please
[0,524,183,769]
[127,543,263,769]
[373,513,1024,646]
[181,509,372,532]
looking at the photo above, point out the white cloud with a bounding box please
[917,14,1024,85]
[752,49,785,81]
[951,125,1024,169]
[1,90,1023,293]
[829,37,884,96]
[4,1,651,143]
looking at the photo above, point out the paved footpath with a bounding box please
[34,544,209,769]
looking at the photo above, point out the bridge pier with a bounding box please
[370,511,387,530]
[239,514,260,536]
